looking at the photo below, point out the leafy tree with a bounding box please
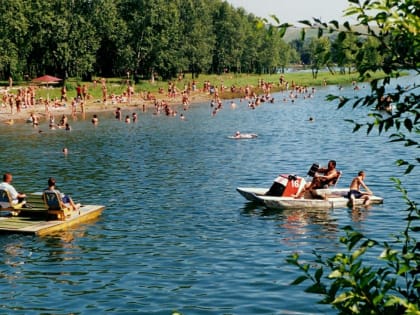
[26,0,99,80]
[92,0,128,77]
[120,0,181,81]
[277,40,298,73]
[331,32,359,74]
[0,0,29,79]
[290,38,311,67]
[0,0,311,81]
[354,36,384,75]
[287,0,419,313]
[238,14,264,73]
[177,0,215,78]
[307,37,331,78]
[211,2,248,74]
[257,25,282,74]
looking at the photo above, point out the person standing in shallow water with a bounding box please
[92,114,99,125]
[115,107,122,120]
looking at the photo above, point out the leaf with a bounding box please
[315,267,323,282]
[300,28,306,41]
[351,248,366,260]
[404,139,418,147]
[404,118,413,131]
[291,275,309,285]
[278,26,287,38]
[348,231,364,250]
[318,27,323,38]
[397,263,412,275]
[343,21,351,31]
[255,20,265,30]
[328,270,342,279]
[269,14,280,25]
[338,31,346,41]
[305,283,326,294]
[329,20,339,29]
[333,292,352,304]
[404,164,415,174]
[299,20,312,27]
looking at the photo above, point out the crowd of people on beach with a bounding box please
[0,74,383,212]
[0,75,308,129]
[1,72,377,130]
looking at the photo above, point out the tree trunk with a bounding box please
[150,68,155,84]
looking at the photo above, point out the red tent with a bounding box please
[32,75,62,84]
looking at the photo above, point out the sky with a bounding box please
[225,0,351,24]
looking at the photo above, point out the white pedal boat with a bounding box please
[236,186,383,210]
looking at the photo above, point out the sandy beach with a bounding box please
[0,88,216,125]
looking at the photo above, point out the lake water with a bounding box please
[0,75,418,314]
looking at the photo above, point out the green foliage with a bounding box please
[0,0,393,83]
[287,1,419,314]
[307,37,331,78]
[288,178,420,314]
[0,0,305,80]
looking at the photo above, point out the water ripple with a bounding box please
[0,75,418,314]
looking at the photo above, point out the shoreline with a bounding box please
[0,90,215,124]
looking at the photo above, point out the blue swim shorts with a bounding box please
[348,190,363,199]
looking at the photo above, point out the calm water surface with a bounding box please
[0,75,418,315]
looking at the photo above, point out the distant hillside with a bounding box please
[282,25,372,42]
[282,27,317,42]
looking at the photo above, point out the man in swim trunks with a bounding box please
[348,170,372,206]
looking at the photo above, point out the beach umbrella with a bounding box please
[32,75,62,85]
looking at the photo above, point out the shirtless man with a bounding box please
[295,160,339,198]
[309,160,339,189]
[348,170,372,206]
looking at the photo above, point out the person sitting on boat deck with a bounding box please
[45,177,80,211]
[0,172,27,205]
[295,160,339,198]
[348,170,372,207]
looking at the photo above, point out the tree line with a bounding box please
[0,0,384,82]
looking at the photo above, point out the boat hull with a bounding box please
[236,187,268,203]
[237,187,383,210]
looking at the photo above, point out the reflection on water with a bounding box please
[0,75,418,314]
[242,203,340,261]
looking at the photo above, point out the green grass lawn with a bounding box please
[3,70,386,101]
